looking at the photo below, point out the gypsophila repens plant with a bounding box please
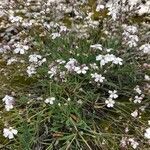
[0,0,150,149]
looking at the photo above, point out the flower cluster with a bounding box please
[96,54,123,67]
[139,44,150,54]
[122,25,139,48]
[91,73,105,83]
[105,90,118,108]
[27,54,46,76]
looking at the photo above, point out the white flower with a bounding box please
[90,63,98,70]
[60,26,67,32]
[45,97,55,105]
[3,127,18,139]
[14,44,29,55]
[96,54,103,61]
[133,95,143,104]
[7,57,17,65]
[105,98,115,108]
[134,85,142,94]
[112,57,123,65]
[122,25,139,48]
[48,66,57,78]
[145,75,150,81]
[27,65,36,77]
[123,25,138,34]
[38,58,47,66]
[2,95,14,103]
[90,44,103,50]
[108,90,118,99]
[104,54,115,62]
[139,106,146,112]
[129,35,139,42]
[14,47,25,54]
[96,54,122,67]
[96,55,108,67]
[107,2,119,21]
[128,138,139,149]
[74,65,88,74]
[51,32,61,39]
[139,44,150,54]
[144,128,150,139]
[91,73,105,83]
[2,95,14,111]
[65,58,77,72]
[96,5,104,12]
[120,137,127,147]
[131,110,138,118]
[29,54,42,63]
[127,35,139,48]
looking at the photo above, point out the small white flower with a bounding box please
[112,57,123,65]
[2,95,14,103]
[139,44,150,54]
[123,25,138,34]
[14,47,25,54]
[144,128,150,139]
[145,75,150,81]
[96,5,105,12]
[13,44,29,55]
[74,65,88,74]
[91,73,105,83]
[131,110,138,118]
[96,55,107,67]
[3,127,18,139]
[96,54,103,61]
[2,95,15,111]
[29,54,42,63]
[96,54,122,67]
[107,3,119,21]
[27,65,36,77]
[65,58,77,72]
[60,26,67,32]
[133,95,143,104]
[127,35,139,48]
[45,97,55,105]
[105,98,115,108]
[120,137,127,147]
[134,86,142,94]
[108,90,118,99]
[104,54,115,62]
[139,106,146,112]
[7,57,17,65]
[90,44,103,50]
[90,63,99,70]
[48,66,57,78]
[51,32,61,39]
[38,58,47,66]
[128,138,139,149]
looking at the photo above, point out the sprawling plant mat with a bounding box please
[0,0,150,149]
